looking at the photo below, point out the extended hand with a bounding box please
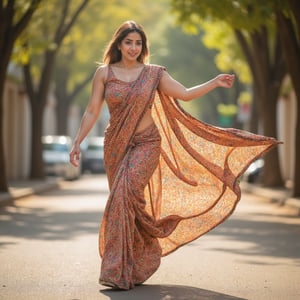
[215,74,235,88]
[69,143,81,167]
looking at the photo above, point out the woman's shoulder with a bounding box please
[94,64,110,83]
[147,63,166,71]
[146,64,166,79]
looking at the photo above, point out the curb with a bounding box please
[0,178,62,207]
[241,182,300,215]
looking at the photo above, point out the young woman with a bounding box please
[69,20,279,290]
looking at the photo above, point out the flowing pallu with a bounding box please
[99,64,280,289]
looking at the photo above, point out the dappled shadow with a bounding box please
[41,188,109,197]
[247,211,300,219]
[0,206,103,243]
[100,284,246,300]
[0,241,16,248]
[0,176,106,246]
[193,215,300,262]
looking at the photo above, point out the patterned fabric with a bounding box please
[99,64,280,289]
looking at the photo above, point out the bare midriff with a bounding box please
[136,108,154,133]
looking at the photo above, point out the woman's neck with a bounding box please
[117,59,142,69]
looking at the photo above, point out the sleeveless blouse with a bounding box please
[104,65,153,115]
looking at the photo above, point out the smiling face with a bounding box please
[119,31,143,63]
[103,21,149,65]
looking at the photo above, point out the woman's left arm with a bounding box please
[158,70,235,102]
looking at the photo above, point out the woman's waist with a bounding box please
[135,110,154,134]
[105,121,161,148]
[131,122,161,144]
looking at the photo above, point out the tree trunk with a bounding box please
[29,51,57,179]
[250,85,260,134]
[30,104,45,179]
[0,63,9,192]
[0,17,14,191]
[0,0,42,191]
[0,37,15,192]
[25,0,90,178]
[261,86,284,186]
[276,8,300,196]
[293,92,300,196]
[235,28,285,187]
[55,64,70,135]
[55,63,93,135]
[57,98,70,135]
[23,49,57,179]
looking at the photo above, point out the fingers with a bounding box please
[69,150,80,167]
[223,74,235,87]
[225,74,235,81]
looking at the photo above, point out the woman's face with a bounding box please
[119,31,143,62]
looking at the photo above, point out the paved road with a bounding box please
[0,175,299,300]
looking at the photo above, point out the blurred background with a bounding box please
[0,0,299,197]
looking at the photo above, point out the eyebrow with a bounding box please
[124,38,142,42]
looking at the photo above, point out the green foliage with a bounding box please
[13,1,84,76]
[171,0,284,82]
[170,0,285,122]
[238,91,252,105]
[201,21,251,83]
[171,0,281,83]
[217,103,238,116]
[12,0,39,25]
[12,0,241,124]
[150,20,225,123]
[172,0,277,31]
[56,0,172,108]
[58,0,236,123]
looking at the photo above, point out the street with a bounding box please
[0,175,299,300]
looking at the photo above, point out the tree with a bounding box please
[234,26,285,187]
[275,0,300,196]
[54,0,174,136]
[0,0,42,191]
[151,22,233,124]
[53,0,139,136]
[200,21,254,131]
[171,0,286,187]
[22,0,89,179]
[54,46,93,135]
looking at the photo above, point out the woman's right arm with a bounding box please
[69,65,107,167]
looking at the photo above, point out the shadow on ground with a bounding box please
[200,215,300,261]
[41,188,109,197]
[0,206,103,244]
[100,284,246,300]
[0,178,106,245]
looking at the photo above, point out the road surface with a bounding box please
[0,175,299,300]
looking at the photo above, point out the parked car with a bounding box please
[243,158,264,183]
[42,135,80,180]
[81,136,105,173]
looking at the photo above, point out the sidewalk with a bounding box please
[0,177,299,215]
[0,177,62,207]
[241,181,300,215]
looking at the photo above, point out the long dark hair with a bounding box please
[103,21,149,65]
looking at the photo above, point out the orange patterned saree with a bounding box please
[99,64,280,289]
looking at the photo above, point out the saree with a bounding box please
[99,64,280,289]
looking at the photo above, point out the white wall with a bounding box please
[277,91,296,181]
[3,80,31,179]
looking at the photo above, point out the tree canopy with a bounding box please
[171,0,286,187]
